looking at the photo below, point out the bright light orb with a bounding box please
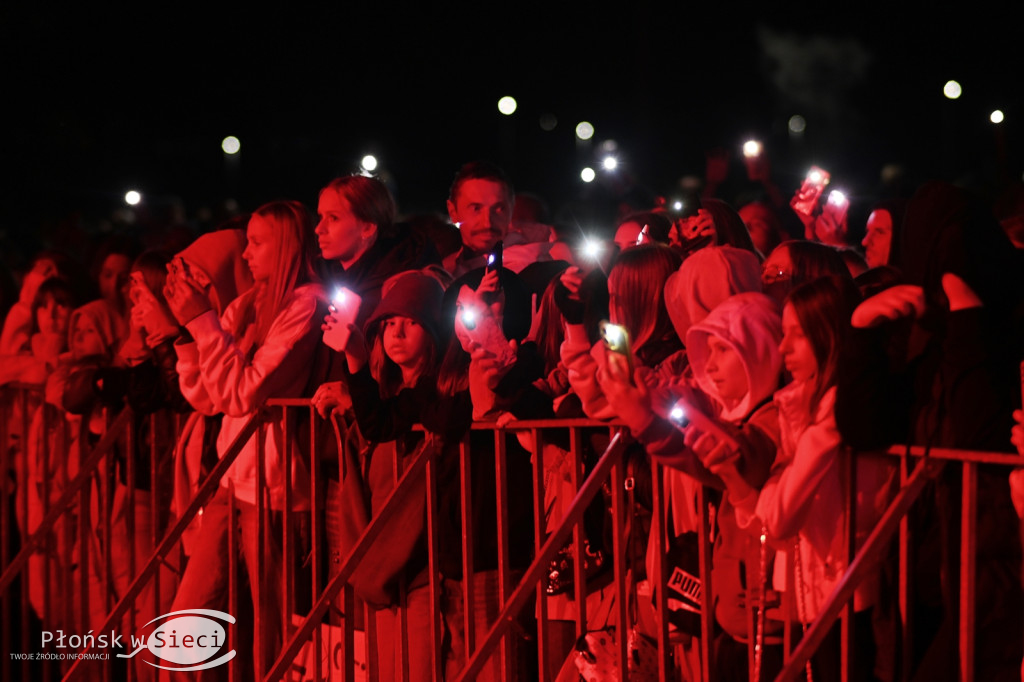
[828,190,847,205]
[221,136,241,154]
[743,140,762,157]
[788,115,807,133]
[580,167,596,183]
[582,238,603,260]
[672,200,683,212]
[991,110,1005,124]
[125,190,141,206]
[575,121,595,140]
[360,155,378,172]
[601,156,618,171]
[943,80,962,100]
[497,96,517,115]
[808,169,824,184]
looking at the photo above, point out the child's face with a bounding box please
[382,316,431,371]
[71,317,105,359]
[36,294,71,338]
[779,304,818,385]
[704,335,748,404]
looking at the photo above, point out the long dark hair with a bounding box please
[786,276,860,408]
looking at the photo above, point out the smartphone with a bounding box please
[322,286,362,351]
[791,166,831,216]
[600,321,634,376]
[485,240,503,274]
[635,224,649,246]
[823,190,849,225]
[668,397,740,451]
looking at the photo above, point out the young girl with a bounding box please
[166,200,327,675]
[317,269,444,682]
[599,292,785,680]
[559,243,686,420]
[706,276,893,681]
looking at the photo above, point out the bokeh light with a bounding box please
[125,190,141,206]
[580,167,596,183]
[575,121,595,140]
[360,155,378,172]
[943,80,962,99]
[990,110,1005,124]
[601,156,618,171]
[221,136,241,154]
[743,140,762,158]
[497,96,517,115]
[788,115,807,133]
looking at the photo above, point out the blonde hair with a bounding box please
[233,200,318,357]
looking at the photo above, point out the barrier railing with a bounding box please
[3,382,1021,681]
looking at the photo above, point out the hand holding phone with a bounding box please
[668,397,740,452]
[600,321,634,379]
[790,166,831,217]
[322,287,362,352]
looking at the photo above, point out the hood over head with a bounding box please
[686,292,782,421]
[665,245,761,342]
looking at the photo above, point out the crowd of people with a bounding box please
[2,157,1024,681]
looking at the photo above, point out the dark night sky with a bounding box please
[2,4,1021,239]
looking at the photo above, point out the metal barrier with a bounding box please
[2,383,1021,681]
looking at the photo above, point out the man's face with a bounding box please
[447,178,513,254]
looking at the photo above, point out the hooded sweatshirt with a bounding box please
[560,246,760,421]
[631,292,783,641]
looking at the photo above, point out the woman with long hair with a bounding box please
[166,200,327,675]
[706,276,893,681]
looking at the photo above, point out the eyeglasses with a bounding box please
[761,264,791,285]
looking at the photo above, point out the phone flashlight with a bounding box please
[583,238,603,261]
[460,307,478,330]
[636,224,649,246]
[743,140,762,158]
[827,190,847,207]
[669,402,690,428]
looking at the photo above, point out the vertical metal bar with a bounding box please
[649,460,671,680]
[228,488,239,682]
[425,439,444,682]
[459,435,476,657]
[899,453,913,682]
[609,446,628,678]
[568,426,587,636]
[531,427,549,682]
[125,412,137,682]
[0,389,9,682]
[493,428,511,680]
[255,418,266,678]
[310,408,322,682]
[697,485,713,682]
[394,444,409,682]
[841,448,855,682]
[40,395,52,635]
[283,406,294,649]
[150,412,160,626]
[959,461,977,681]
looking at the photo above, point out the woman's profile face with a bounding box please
[779,303,818,385]
[243,214,276,283]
